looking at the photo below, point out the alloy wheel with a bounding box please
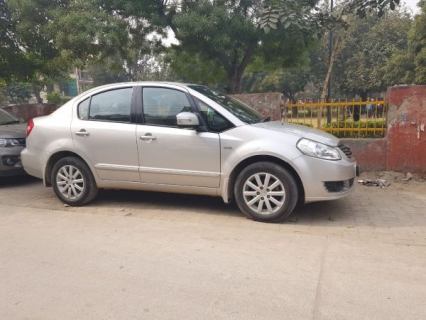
[56,165,85,200]
[243,172,286,215]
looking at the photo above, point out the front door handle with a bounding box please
[75,129,90,136]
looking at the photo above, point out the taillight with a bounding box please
[26,119,34,137]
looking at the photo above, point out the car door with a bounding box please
[71,86,140,182]
[137,86,221,188]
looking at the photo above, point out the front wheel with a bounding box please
[234,162,298,222]
[51,156,98,206]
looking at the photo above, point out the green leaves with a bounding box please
[259,0,402,36]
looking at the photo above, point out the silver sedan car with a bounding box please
[21,82,356,222]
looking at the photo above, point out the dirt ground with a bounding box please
[358,170,426,195]
[2,170,426,320]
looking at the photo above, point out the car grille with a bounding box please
[324,181,344,192]
[338,144,352,158]
[324,178,354,193]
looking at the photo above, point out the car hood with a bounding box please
[252,121,339,146]
[0,123,27,138]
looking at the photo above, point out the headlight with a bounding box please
[296,138,341,160]
[0,138,20,147]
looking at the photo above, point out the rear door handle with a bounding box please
[75,129,90,136]
[139,135,156,141]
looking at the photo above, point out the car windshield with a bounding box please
[188,85,266,124]
[0,109,21,125]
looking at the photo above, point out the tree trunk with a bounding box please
[317,36,340,128]
[225,47,254,94]
[32,85,43,104]
[226,68,242,94]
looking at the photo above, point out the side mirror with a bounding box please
[176,112,199,128]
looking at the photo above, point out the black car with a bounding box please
[0,109,27,177]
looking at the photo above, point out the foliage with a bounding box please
[6,0,157,100]
[0,0,33,83]
[1,83,33,105]
[5,0,77,101]
[308,8,411,97]
[0,85,7,105]
[259,0,402,33]
[45,92,62,105]
[258,0,402,106]
[241,67,310,101]
[160,0,317,93]
[323,119,386,138]
[164,48,226,87]
[87,50,180,86]
[384,1,426,85]
[342,11,411,93]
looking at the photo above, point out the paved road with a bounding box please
[1,176,426,319]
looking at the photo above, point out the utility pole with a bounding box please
[327,0,333,124]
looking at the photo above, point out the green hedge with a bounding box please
[322,119,386,138]
[45,92,72,105]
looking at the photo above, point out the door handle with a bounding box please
[139,135,157,141]
[75,129,90,136]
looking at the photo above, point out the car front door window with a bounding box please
[143,88,193,127]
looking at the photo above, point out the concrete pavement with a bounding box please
[1,176,426,319]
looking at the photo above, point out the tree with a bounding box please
[172,1,318,93]
[4,0,320,95]
[241,67,310,102]
[85,0,317,93]
[164,48,227,86]
[309,9,411,98]
[0,0,32,83]
[260,0,403,98]
[88,50,180,86]
[344,11,411,94]
[7,0,152,101]
[6,0,76,102]
[384,0,426,85]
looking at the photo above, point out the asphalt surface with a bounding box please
[1,175,426,319]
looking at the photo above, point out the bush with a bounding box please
[46,92,62,104]
[323,119,386,138]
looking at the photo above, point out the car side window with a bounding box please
[83,88,132,123]
[143,88,192,127]
[78,98,90,120]
[195,98,233,132]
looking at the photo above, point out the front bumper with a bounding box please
[292,155,357,203]
[0,149,26,177]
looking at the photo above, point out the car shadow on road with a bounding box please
[90,188,426,228]
[0,175,40,188]
[94,189,243,219]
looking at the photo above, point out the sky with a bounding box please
[403,0,421,14]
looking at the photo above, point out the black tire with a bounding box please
[51,156,98,206]
[234,162,298,222]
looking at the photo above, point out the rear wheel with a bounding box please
[51,156,98,206]
[234,162,298,222]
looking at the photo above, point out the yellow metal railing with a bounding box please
[281,98,388,138]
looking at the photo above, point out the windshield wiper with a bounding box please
[247,117,270,124]
[0,120,21,125]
